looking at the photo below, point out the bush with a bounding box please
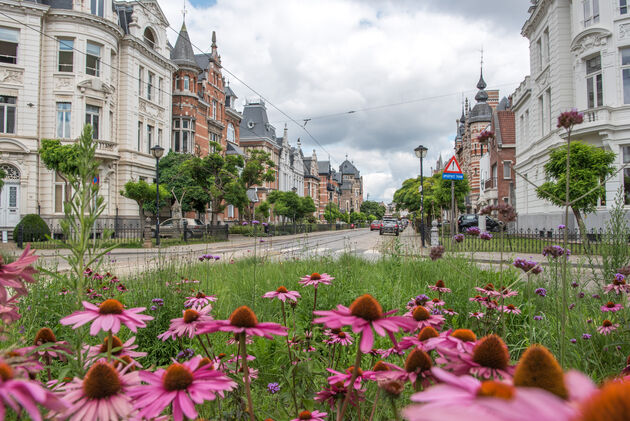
[13,214,51,242]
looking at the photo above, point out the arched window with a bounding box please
[227,123,235,142]
[143,28,156,49]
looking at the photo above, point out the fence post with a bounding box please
[183,220,188,242]
[17,224,23,249]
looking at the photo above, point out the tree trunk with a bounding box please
[572,207,591,252]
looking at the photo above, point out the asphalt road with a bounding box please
[35,227,422,276]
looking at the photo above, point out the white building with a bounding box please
[278,125,305,196]
[513,0,630,230]
[0,0,175,234]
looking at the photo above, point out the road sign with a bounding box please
[442,156,463,180]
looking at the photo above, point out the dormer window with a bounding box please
[91,0,104,17]
[143,28,156,50]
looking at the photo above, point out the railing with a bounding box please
[484,177,498,189]
[95,140,117,153]
[441,227,613,255]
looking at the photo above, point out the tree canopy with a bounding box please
[324,202,343,223]
[120,180,169,221]
[268,191,316,223]
[158,152,210,214]
[360,200,386,219]
[393,172,469,220]
[537,141,616,230]
[40,138,81,179]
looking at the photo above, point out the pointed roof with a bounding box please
[340,159,360,177]
[469,67,492,124]
[171,22,201,71]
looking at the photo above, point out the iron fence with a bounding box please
[441,227,613,255]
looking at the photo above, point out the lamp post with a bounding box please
[414,145,428,248]
[151,144,165,246]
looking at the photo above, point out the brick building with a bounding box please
[316,161,341,220]
[339,158,363,213]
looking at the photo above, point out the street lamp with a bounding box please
[414,145,428,248]
[151,144,165,246]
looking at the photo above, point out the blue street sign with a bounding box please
[442,173,464,181]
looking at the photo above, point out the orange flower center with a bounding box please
[276,286,288,293]
[404,348,432,373]
[513,344,567,399]
[451,329,477,342]
[34,327,57,345]
[310,273,321,280]
[349,294,383,321]
[507,304,516,310]
[82,362,122,399]
[113,355,135,371]
[578,380,630,421]
[298,411,312,420]
[0,363,13,381]
[418,326,439,341]
[99,336,124,355]
[431,298,440,303]
[331,328,341,334]
[229,306,259,327]
[484,283,495,291]
[477,381,514,400]
[98,299,124,315]
[472,334,510,370]
[346,366,364,376]
[338,332,347,338]
[163,364,194,391]
[412,306,430,321]
[195,292,206,299]
[602,320,613,327]
[435,280,445,288]
[197,357,213,370]
[605,302,616,308]
[183,309,200,324]
[373,361,390,371]
[218,353,226,359]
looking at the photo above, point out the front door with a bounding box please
[0,182,19,227]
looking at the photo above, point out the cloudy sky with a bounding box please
[160,0,532,203]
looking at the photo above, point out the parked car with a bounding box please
[380,219,399,236]
[457,214,503,233]
[370,220,382,231]
[152,218,206,239]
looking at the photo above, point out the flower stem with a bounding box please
[368,388,380,421]
[282,301,298,417]
[390,397,401,421]
[106,330,113,362]
[196,335,212,358]
[560,127,571,367]
[312,287,319,317]
[239,332,255,421]
[337,332,363,421]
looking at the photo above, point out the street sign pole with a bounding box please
[441,155,463,239]
[451,181,455,239]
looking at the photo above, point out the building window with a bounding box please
[146,125,153,154]
[158,77,163,105]
[212,100,217,119]
[54,173,67,213]
[143,28,155,49]
[91,0,104,17]
[183,76,190,91]
[227,123,235,142]
[109,110,113,140]
[503,161,511,179]
[147,71,154,100]
[85,105,100,139]
[86,42,101,76]
[58,39,73,72]
[546,88,552,132]
[539,95,545,136]
[584,0,600,27]
[542,28,550,66]
[536,38,542,72]
[0,96,16,134]
[158,128,162,147]
[172,118,194,153]
[56,102,71,138]
[228,204,234,218]
[586,55,603,108]
[622,0,628,14]
[137,121,142,151]
[0,27,18,64]
[624,146,630,205]
[138,66,144,95]
[622,49,630,104]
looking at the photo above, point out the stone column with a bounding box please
[430,220,440,247]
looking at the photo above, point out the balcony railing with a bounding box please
[484,177,498,190]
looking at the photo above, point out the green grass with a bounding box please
[10,254,628,420]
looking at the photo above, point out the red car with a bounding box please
[370,220,382,231]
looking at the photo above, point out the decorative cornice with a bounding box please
[521,0,552,39]
[121,37,176,71]
[570,28,612,54]
[47,10,124,39]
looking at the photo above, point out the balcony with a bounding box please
[326,183,335,191]
[484,177,497,190]
[94,140,118,159]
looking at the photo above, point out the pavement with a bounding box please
[4,226,601,276]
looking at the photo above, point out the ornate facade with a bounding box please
[0,0,175,234]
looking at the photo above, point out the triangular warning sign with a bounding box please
[443,156,463,175]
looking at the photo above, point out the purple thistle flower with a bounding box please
[571,281,579,288]
[558,224,566,230]
[533,315,543,321]
[453,234,465,243]
[152,298,164,306]
[176,348,195,361]
[267,382,280,394]
[569,303,576,310]
[479,231,493,240]
[252,220,260,225]
[570,338,577,344]
[592,294,600,299]
[582,333,592,340]
[150,305,157,311]
[535,288,547,297]
[466,227,480,236]
[578,292,585,298]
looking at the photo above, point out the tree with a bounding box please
[240,149,275,218]
[159,152,210,215]
[393,173,469,221]
[433,173,470,213]
[360,200,386,219]
[324,202,343,223]
[120,180,169,230]
[40,138,82,203]
[537,141,615,233]
[350,211,367,223]
[185,142,245,224]
[254,200,270,220]
[268,191,316,223]
[0,167,5,191]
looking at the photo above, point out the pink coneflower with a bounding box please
[60,299,153,336]
[130,356,236,421]
[313,294,417,353]
[21,327,72,362]
[425,298,446,308]
[56,361,139,420]
[597,319,619,335]
[0,359,67,420]
[426,329,477,356]
[399,326,441,351]
[481,299,499,310]
[601,301,623,312]
[428,280,451,293]
[0,244,37,304]
[469,295,485,303]
[84,335,146,363]
[323,329,354,346]
[226,333,253,346]
[497,286,519,298]
[447,334,515,379]
[327,366,376,389]
[291,410,328,421]
[604,273,630,295]
[474,283,500,297]
[197,305,287,339]
[381,348,435,389]
[262,286,301,302]
[500,304,522,314]
[315,383,361,408]
[469,311,484,319]
[184,291,217,310]
[158,306,214,340]
[442,308,458,316]
[299,272,334,287]
[406,306,445,331]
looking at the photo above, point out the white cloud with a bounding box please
[159,0,530,203]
